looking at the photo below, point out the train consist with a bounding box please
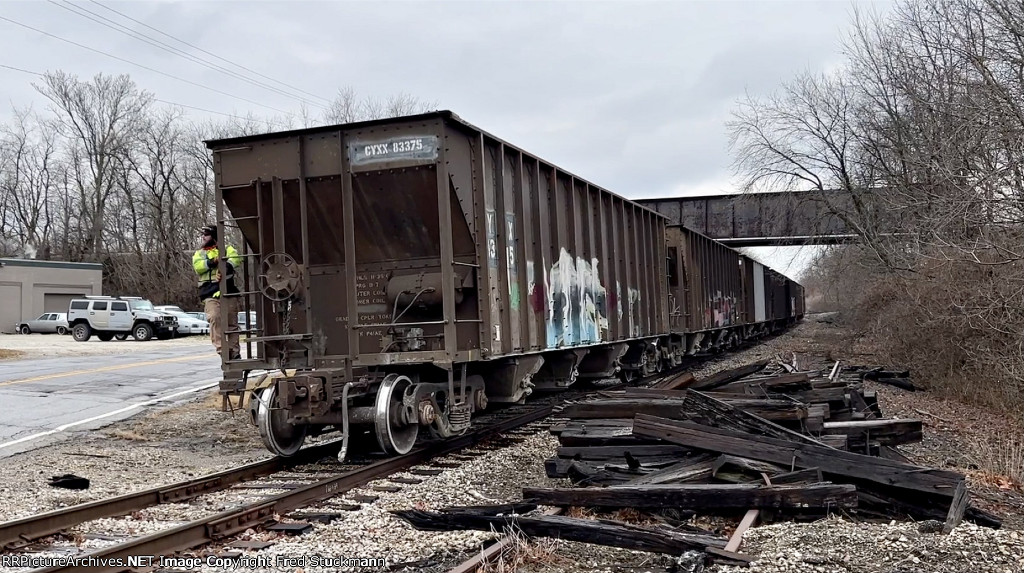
[205,111,804,459]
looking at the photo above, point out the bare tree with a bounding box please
[0,108,63,258]
[322,86,436,124]
[114,107,200,302]
[0,131,14,257]
[729,0,1024,410]
[34,72,153,261]
[323,87,362,124]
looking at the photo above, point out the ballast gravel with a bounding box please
[714,517,1024,573]
[191,431,562,573]
[0,429,564,573]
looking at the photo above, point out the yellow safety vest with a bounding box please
[193,245,241,299]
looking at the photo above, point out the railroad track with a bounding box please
[0,360,717,573]
[0,398,570,573]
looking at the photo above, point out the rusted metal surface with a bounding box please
[666,226,744,332]
[638,191,855,246]
[206,111,667,375]
[664,225,805,333]
[34,403,556,573]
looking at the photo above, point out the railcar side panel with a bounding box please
[666,226,743,332]
[210,112,667,375]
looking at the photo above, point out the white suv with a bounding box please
[67,296,178,342]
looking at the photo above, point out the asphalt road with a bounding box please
[0,345,223,456]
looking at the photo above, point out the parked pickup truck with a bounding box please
[67,296,178,342]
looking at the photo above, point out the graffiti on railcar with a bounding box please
[485,210,498,269]
[526,260,538,312]
[544,248,609,348]
[505,213,519,310]
[628,288,642,336]
[704,291,738,327]
[616,282,623,322]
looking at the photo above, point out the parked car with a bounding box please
[155,306,210,336]
[67,296,178,342]
[187,311,207,322]
[15,313,69,335]
[237,311,257,331]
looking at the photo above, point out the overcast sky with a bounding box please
[0,0,891,277]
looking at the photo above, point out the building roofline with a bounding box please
[0,258,104,271]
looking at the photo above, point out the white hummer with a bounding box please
[67,296,179,342]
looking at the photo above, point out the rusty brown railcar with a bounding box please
[204,111,804,460]
[790,280,806,318]
[662,226,805,356]
[206,111,667,458]
[666,226,743,347]
[764,268,788,321]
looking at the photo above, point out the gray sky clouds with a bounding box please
[0,0,889,276]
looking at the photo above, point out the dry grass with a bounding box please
[106,428,150,442]
[609,507,664,528]
[478,526,570,573]
[202,390,246,411]
[967,435,1024,489]
[0,348,25,360]
[807,247,1024,414]
[564,506,596,519]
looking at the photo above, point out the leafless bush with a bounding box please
[808,245,1024,412]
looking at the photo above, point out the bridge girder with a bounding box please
[636,191,855,246]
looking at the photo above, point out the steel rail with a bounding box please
[0,441,344,550]
[33,404,554,573]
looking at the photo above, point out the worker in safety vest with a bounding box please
[193,224,242,359]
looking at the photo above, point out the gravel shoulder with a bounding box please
[0,391,265,523]
[0,332,211,360]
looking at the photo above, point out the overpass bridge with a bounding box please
[636,191,857,247]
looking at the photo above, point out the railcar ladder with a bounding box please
[215,211,265,404]
[218,177,314,370]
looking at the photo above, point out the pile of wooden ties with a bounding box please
[395,360,1000,567]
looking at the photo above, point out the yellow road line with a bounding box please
[0,354,202,388]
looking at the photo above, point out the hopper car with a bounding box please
[204,111,803,459]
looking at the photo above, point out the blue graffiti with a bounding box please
[544,249,609,348]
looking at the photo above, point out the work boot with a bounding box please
[229,350,242,361]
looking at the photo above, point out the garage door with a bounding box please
[0,284,22,333]
[44,293,81,314]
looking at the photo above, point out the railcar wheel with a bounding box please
[374,374,418,455]
[256,385,306,457]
